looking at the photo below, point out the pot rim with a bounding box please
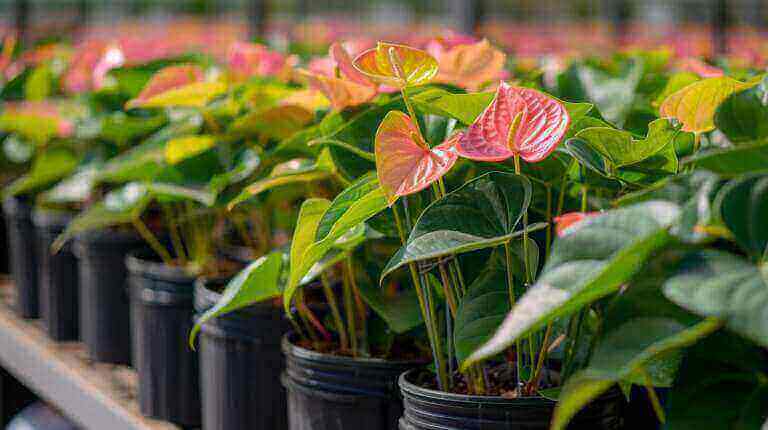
[399,368,562,406]
[282,332,428,368]
[125,249,197,283]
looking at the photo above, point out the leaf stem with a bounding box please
[342,260,359,358]
[321,272,348,352]
[642,370,667,424]
[392,202,448,390]
[132,217,173,266]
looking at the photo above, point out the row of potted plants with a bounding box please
[1,29,766,429]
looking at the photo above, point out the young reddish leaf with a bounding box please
[457,82,570,163]
[298,69,377,111]
[126,64,205,108]
[375,111,458,205]
[353,42,438,88]
[434,39,507,90]
[660,76,756,133]
[62,40,109,94]
[0,101,74,142]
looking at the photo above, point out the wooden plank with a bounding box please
[0,281,180,430]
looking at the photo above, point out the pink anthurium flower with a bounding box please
[430,39,507,91]
[456,82,570,163]
[554,212,599,237]
[375,111,459,205]
[125,64,204,108]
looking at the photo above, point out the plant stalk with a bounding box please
[132,217,173,266]
[321,273,348,351]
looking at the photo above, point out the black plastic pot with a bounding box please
[282,333,423,430]
[127,251,200,427]
[398,369,625,429]
[32,209,78,341]
[3,195,38,318]
[74,229,142,364]
[196,279,289,430]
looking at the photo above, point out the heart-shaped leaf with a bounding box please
[462,201,680,369]
[663,250,768,348]
[357,280,423,334]
[375,110,458,205]
[686,141,768,176]
[715,174,768,260]
[433,39,506,90]
[574,61,642,127]
[660,76,756,133]
[381,172,537,280]
[353,42,438,88]
[714,76,768,143]
[574,118,685,170]
[189,251,283,346]
[454,254,511,366]
[456,82,570,163]
[411,89,494,125]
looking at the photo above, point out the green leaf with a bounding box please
[714,76,768,143]
[357,281,423,334]
[454,255,510,366]
[24,65,52,101]
[229,105,315,141]
[98,114,203,183]
[664,335,768,430]
[462,201,680,369]
[189,252,283,347]
[552,317,721,430]
[412,90,493,125]
[6,146,80,196]
[39,165,98,205]
[164,135,216,165]
[687,141,768,175]
[284,177,389,312]
[574,118,683,169]
[663,250,768,348]
[284,198,331,313]
[228,149,336,209]
[382,172,536,281]
[99,112,167,146]
[715,174,768,259]
[52,183,150,251]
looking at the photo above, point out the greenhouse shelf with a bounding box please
[0,280,180,430]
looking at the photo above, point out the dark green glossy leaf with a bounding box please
[463,201,680,368]
[663,250,768,348]
[381,172,536,281]
[714,76,768,143]
[357,281,422,334]
[687,141,768,176]
[714,174,768,259]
